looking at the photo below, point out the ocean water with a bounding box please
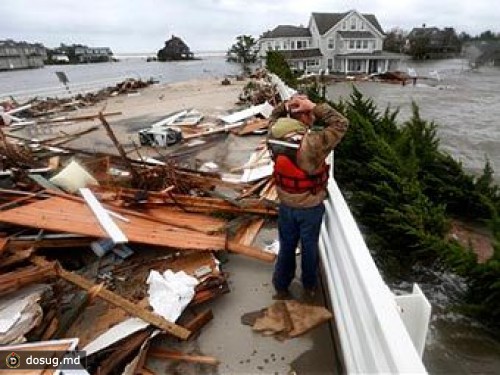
[326,59,500,182]
[0,55,240,101]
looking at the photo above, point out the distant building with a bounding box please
[405,26,460,58]
[0,39,47,71]
[462,41,500,67]
[51,44,113,64]
[157,35,194,61]
[257,10,404,74]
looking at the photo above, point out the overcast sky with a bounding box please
[0,0,497,53]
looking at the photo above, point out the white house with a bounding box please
[258,10,404,74]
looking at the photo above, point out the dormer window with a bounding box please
[351,19,356,30]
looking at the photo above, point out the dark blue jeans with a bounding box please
[273,202,325,291]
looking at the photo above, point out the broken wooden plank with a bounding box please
[8,234,92,251]
[0,264,56,296]
[235,118,270,136]
[0,247,35,269]
[80,187,128,244]
[181,309,213,338]
[31,257,191,340]
[181,121,245,140]
[37,111,122,124]
[236,177,270,200]
[0,196,226,250]
[97,329,152,375]
[147,347,220,366]
[98,112,141,183]
[48,189,225,234]
[0,236,8,255]
[233,218,265,246]
[227,241,276,263]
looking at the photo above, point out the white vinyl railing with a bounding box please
[319,166,430,374]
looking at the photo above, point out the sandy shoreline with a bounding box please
[12,77,251,159]
[77,77,247,121]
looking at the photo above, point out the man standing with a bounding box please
[267,95,348,299]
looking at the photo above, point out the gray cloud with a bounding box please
[0,0,497,53]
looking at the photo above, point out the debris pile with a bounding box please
[0,72,334,373]
[0,78,154,123]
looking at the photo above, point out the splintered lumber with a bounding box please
[148,347,220,366]
[98,112,141,183]
[37,111,122,124]
[0,236,8,255]
[233,218,265,246]
[181,309,213,338]
[132,193,277,216]
[235,118,270,136]
[237,177,270,200]
[97,329,152,375]
[48,189,225,234]
[0,264,56,295]
[227,241,276,263]
[181,121,245,140]
[31,257,191,340]
[8,234,92,251]
[0,196,226,250]
[0,247,35,269]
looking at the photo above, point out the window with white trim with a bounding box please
[297,40,309,49]
[356,40,361,49]
[363,40,368,49]
[327,38,334,49]
[291,41,295,49]
[349,40,355,49]
[350,18,356,30]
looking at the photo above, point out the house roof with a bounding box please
[279,48,323,60]
[408,27,440,38]
[338,31,376,39]
[261,25,311,39]
[312,12,384,35]
[0,39,45,48]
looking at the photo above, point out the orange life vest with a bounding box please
[272,152,329,195]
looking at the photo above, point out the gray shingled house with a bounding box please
[257,10,404,74]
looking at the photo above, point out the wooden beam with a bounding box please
[37,112,122,124]
[147,347,219,366]
[0,236,8,255]
[181,309,213,338]
[233,218,265,246]
[31,257,191,340]
[98,112,141,183]
[0,263,56,295]
[227,241,276,263]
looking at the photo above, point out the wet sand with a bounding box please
[16,77,249,158]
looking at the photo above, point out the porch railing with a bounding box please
[319,167,431,374]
